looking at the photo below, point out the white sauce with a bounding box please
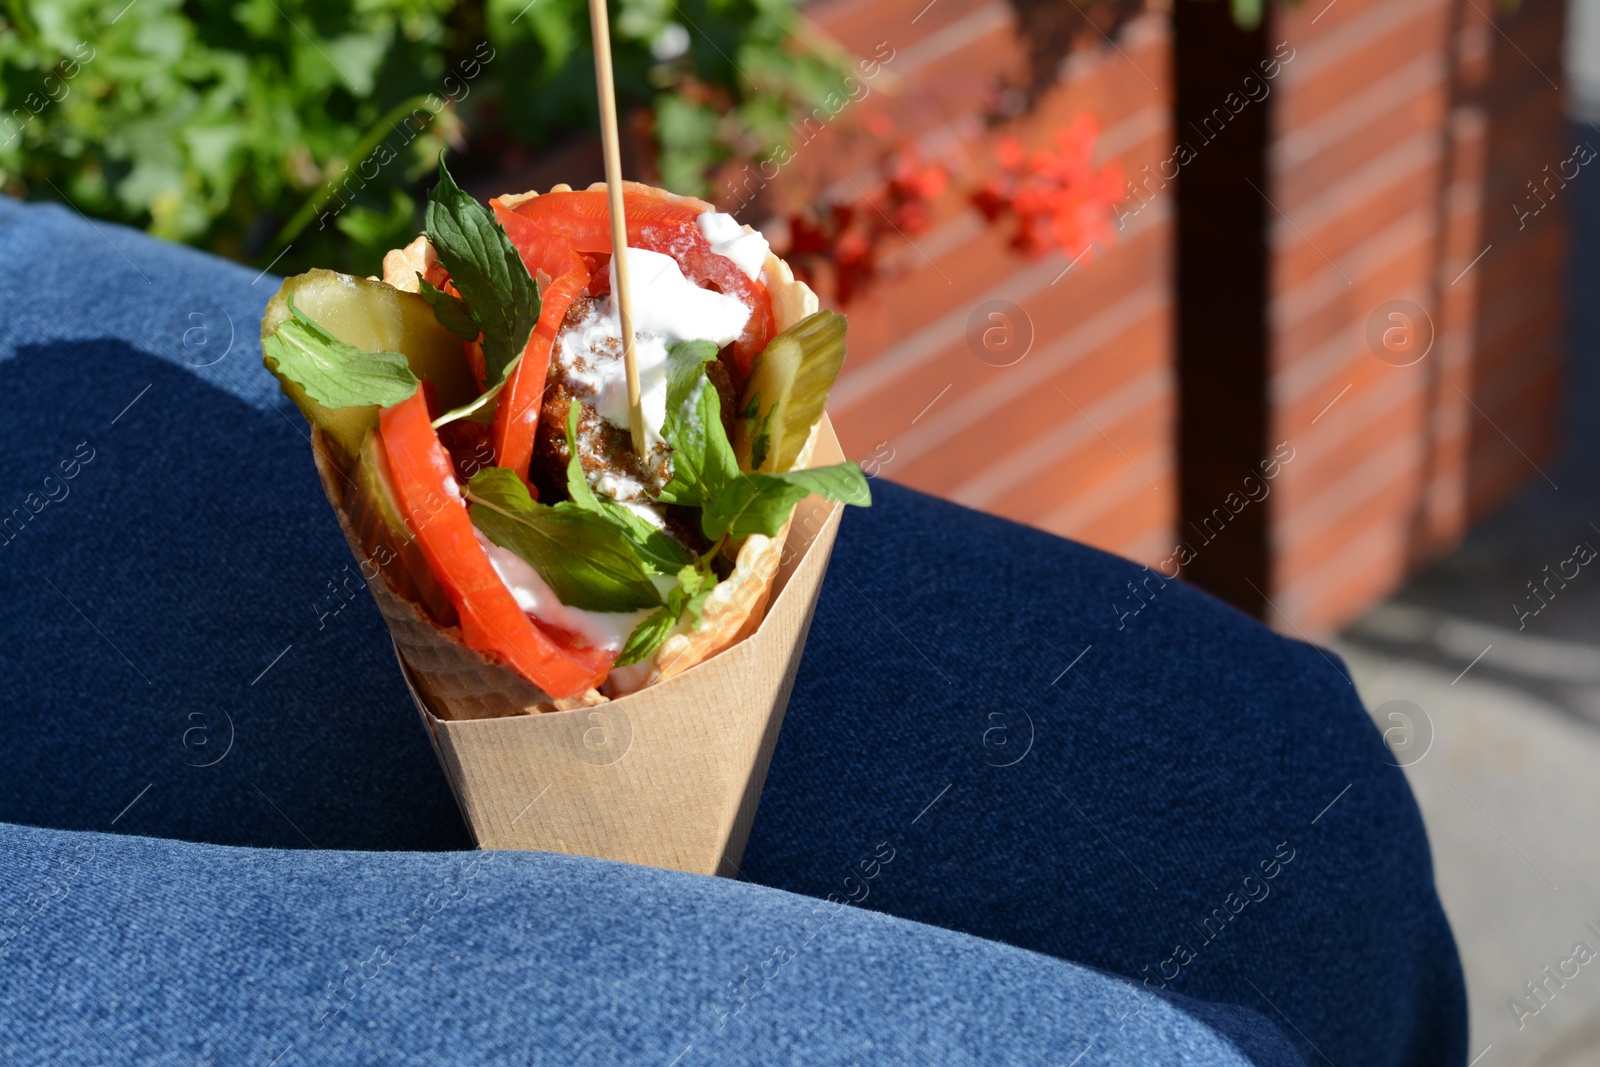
[486,231,762,654]
[475,531,653,654]
[554,246,749,448]
[594,470,646,501]
[696,211,770,280]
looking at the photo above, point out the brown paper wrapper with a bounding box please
[315,419,847,875]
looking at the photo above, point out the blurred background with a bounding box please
[2,0,1596,1060]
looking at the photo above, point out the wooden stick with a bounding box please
[588,0,648,458]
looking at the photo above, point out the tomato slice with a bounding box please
[377,392,613,697]
[505,189,775,375]
[508,189,703,252]
[493,202,590,280]
[490,200,597,480]
[635,219,774,378]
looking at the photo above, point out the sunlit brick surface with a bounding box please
[789,1,1179,567]
[1268,0,1566,633]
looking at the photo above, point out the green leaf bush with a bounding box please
[0,0,843,275]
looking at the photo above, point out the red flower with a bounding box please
[973,114,1122,260]
[782,146,947,304]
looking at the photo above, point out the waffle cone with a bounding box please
[312,419,846,873]
[301,189,847,871]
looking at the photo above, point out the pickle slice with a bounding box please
[262,269,478,462]
[734,311,847,472]
[344,430,459,627]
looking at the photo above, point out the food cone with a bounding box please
[312,419,848,875]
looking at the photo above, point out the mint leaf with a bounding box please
[655,343,872,540]
[562,404,694,573]
[615,607,676,667]
[424,159,539,389]
[682,573,717,627]
[667,340,722,415]
[768,463,873,505]
[656,340,739,508]
[605,508,691,574]
[465,467,664,613]
[416,275,481,341]
[261,297,419,409]
[613,561,721,666]
[699,475,808,541]
[703,462,871,540]
[675,563,706,600]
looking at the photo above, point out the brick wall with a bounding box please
[1267,0,1567,633]
[782,0,1178,564]
[480,0,1568,635]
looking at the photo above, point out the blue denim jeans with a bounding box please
[0,199,1466,1065]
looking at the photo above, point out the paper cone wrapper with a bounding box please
[314,418,848,876]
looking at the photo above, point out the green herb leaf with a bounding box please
[261,296,419,409]
[699,463,871,541]
[613,560,721,666]
[682,574,717,627]
[699,475,808,541]
[614,607,676,667]
[656,340,739,508]
[465,467,664,613]
[562,404,694,573]
[424,159,539,389]
[675,563,707,601]
[416,275,481,341]
[656,341,871,540]
[563,401,604,511]
[768,463,873,506]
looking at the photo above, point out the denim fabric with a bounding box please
[0,199,1466,1065]
[1,822,1305,1066]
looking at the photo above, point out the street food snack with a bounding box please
[262,165,868,718]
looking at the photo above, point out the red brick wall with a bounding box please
[786,0,1178,563]
[1267,0,1566,633]
[483,0,1566,633]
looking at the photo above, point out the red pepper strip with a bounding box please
[489,264,586,479]
[508,190,775,376]
[490,201,594,479]
[423,261,452,289]
[377,392,613,697]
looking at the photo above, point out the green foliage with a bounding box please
[655,338,870,540]
[1229,0,1264,29]
[0,0,845,275]
[0,0,463,274]
[484,0,847,198]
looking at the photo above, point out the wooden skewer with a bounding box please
[587,0,648,458]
